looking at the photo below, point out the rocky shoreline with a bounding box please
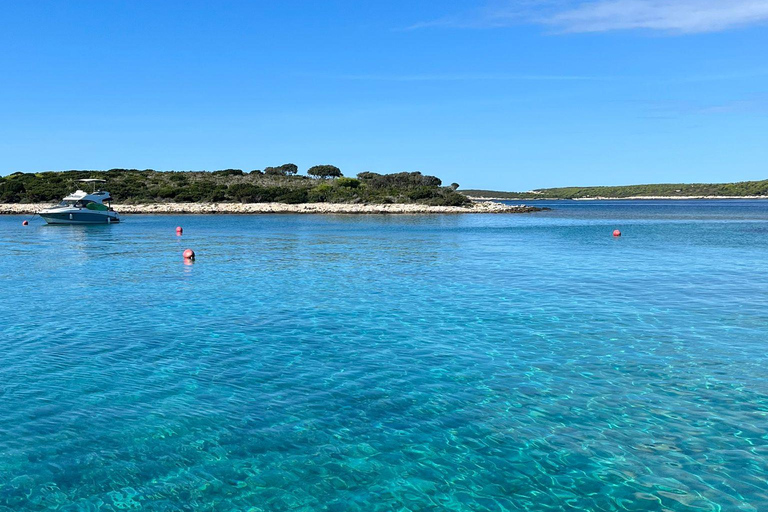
[572,196,768,200]
[0,201,545,215]
[469,195,768,201]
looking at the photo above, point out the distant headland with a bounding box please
[0,167,544,215]
[463,179,768,200]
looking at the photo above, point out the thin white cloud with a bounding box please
[341,73,604,81]
[643,98,767,117]
[547,0,768,33]
[327,69,768,84]
[406,0,562,30]
[410,0,768,34]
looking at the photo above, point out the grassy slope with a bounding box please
[462,179,768,199]
[0,169,470,206]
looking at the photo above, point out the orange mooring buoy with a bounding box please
[183,248,195,260]
[613,229,622,237]
[176,226,183,235]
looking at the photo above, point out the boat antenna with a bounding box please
[77,178,106,193]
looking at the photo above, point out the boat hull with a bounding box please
[39,210,120,224]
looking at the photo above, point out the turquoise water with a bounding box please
[1,201,767,511]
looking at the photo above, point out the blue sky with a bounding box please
[1,0,766,190]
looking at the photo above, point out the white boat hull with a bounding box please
[39,208,120,225]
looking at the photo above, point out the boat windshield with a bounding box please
[57,199,97,207]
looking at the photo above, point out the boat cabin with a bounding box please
[58,190,114,211]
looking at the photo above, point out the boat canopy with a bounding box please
[76,179,108,193]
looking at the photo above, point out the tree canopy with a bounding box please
[307,165,343,179]
[264,163,298,176]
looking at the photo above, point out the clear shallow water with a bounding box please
[1,201,767,511]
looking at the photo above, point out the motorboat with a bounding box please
[39,179,120,224]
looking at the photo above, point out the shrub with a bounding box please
[407,186,438,201]
[278,189,309,204]
[358,171,442,189]
[0,180,26,195]
[0,192,21,203]
[210,185,228,201]
[173,191,196,202]
[228,184,262,202]
[157,187,178,199]
[307,184,333,202]
[336,177,360,188]
[436,191,470,206]
[213,169,244,177]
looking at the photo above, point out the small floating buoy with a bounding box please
[613,229,622,237]
[22,220,29,226]
[176,226,183,235]
[183,248,195,260]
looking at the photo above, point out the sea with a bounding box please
[1,200,767,511]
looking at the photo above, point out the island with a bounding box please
[0,167,544,214]
[463,179,768,200]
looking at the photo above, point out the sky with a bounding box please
[1,0,766,190]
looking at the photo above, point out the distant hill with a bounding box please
[0,168,469,206]
[462,179,768,199]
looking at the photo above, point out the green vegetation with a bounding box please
[0,167,470,206]
[462,180,768,199]
[307,165,342,179]
[263,164,298,177]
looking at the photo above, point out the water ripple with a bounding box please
[1,205,767,510]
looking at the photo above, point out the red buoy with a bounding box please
[22,220,29,226]
[183,248,195,260]
[613,229,622,237]
[176,226,183,235]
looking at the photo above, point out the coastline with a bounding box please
[469,195,768,201]
[0,201,544,215]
